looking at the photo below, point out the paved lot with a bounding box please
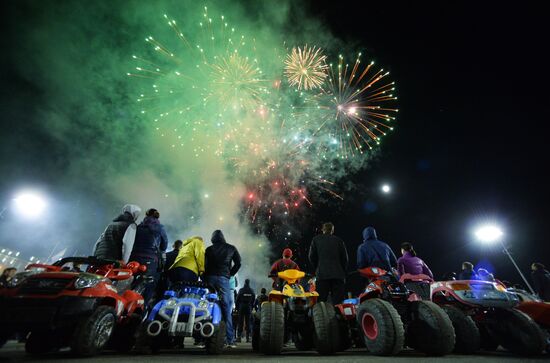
[0,341,547,363]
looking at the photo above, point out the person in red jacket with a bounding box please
[270,248,300,289]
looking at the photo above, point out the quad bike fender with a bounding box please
[358,282,382,303]
[121,290,145,316]
[268,290,285,304]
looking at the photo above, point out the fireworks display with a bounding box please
[284,45,328,90]
[128,7,398,231]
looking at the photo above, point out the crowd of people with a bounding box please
[2,204,550,347]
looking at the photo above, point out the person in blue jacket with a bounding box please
[357,226,398,272]
[129,208,169,304]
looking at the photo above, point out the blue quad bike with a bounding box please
[137,281,225,354]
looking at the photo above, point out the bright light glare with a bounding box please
[475,225,503,243]
[13,192,47,218]
[381,184,391,193]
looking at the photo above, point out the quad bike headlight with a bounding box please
[165,298,178,308]
[74,273,102,289]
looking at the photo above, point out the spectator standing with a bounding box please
[235,279,255,343]
[531,262,550,301]
[94,204,141,261]
[169,236,205,283]
[309,222,349,304]
[204,230,241,348]
[129,208,169,304]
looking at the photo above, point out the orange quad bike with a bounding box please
[253,269,340,355]
[336,267,455,356]
[430,279,547,356]
[0,256,151,356]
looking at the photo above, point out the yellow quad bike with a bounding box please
[253,269,340,355]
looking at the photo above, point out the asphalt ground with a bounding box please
[0,341,548,363]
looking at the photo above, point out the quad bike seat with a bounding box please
[278,269,305,284]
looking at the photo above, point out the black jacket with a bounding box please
[532,268,550,301]
[165,249,179,273]
[205,230,241,278]
[94,212,134,261]
[309,234,349,280]
[236,284,255,310]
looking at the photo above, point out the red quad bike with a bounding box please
[431,279,547,356]
[0,256,151,356]
[336,267,455,356]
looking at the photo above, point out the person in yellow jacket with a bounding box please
[168,236,205,283]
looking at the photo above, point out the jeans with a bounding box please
[205,275,234,344]
[130,255,160,306]
[316,278,346,304]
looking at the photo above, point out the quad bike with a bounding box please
[335,267,455,356]
[508,288,550,353]
[0,256,150,356]
[137,280,225,354]
[253,269,339,355]
[431,279,547,355]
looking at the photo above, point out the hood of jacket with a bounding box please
[363,226,378,241]
[122,204,141,221]
[211,230,226,244]
[113,212,134,223]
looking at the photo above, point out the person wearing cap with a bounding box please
[270,248,300,289]
[93,204,142,261]
[309,222,349,304]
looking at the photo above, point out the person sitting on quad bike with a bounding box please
[357,226,397,272]
[458,261,479,280]
[270,248,299,289]
[168,236,206,283]
[397,242,433,278]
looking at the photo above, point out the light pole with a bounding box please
[475,224,535,294]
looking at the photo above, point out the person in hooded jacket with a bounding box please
[94,204,141,261]
[204,230,241,347]
[169,236,206,283]
[235,278,255,343]
[397,242,433,278]
[357,226,397,272]
[129,208,169,304]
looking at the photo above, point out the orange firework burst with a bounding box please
[284,45,328,90]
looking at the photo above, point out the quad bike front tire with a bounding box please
[206,321,226,355]
[442,305,480,354]
[252,312,260,351]
[259,301,285,355]
[313,302,339,355]
[491,308,546,356]
[71,305,117,356]
[25,331,58,355]
[357,298,404,356]
[406,301,455,356]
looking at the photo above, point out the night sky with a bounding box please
[1,1,548,289]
